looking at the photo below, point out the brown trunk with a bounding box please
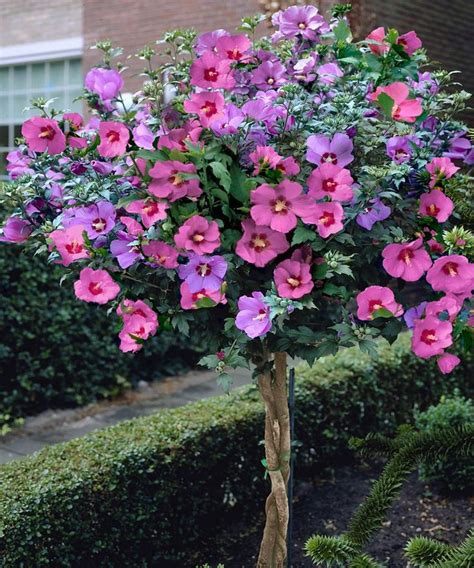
[257,352,291,568]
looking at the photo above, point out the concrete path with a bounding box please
[0,366,252,466]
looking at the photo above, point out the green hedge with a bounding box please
[0,244,201,428]
[0,336,471,567]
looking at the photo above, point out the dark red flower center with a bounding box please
[201,101,218,117]
[39,125,56,140]
[65,240,84,254]
[106,130,120,143]
[287,276,301,288]
[442,261,459,277]
[322,178,338,193]
[398,249,414,264]
[250,232,270,252]
[426,203,440,216]
[321,152,338,164]
[368,299,384,313]
[204,67,219,82]
[319,211,335,226]
[88,281,103,295]
[92,217,107,232]
[196,263,211,276]
[271,198,289,214]
[421,329,437,345]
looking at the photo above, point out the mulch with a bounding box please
[201,460,473,567]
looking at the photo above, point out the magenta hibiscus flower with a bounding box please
[382,238,432,282]
[274,259,314,299]
[356,285,403,321]
[174,215,221,255]
[236,219,289,267]
[412,316,453,358]
[307,163,354,202]
[22,117,66,155]
[74,268,120,304]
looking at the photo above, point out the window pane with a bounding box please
[31,63,46,89]
[11,94,29,121]
[13,65,27,90]
[0,125,8,146]
[48,61,65,88]
[13,124,22,142]
[69,59,82,85]
[0,68,9,92]
[0,95,9,121]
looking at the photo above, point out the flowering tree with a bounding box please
[1,4,473,566]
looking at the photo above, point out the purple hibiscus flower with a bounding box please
[386,135,419,164]
[211,104,245,136]
[443,131,472,161]
[110,232,142,269]
[178,254,227,293]
[306,132,354,167]
[251,60,287,91]
[404,302,428,329]
[356,198,391,230]
[271,5,330,42]
[85,68,123,110]
[316,62,343,85]
[235,292,272,339]
[194,29,229,55]
[63,201,116,239]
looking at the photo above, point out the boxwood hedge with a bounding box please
[0,243,201,429]
[0,336,471,567]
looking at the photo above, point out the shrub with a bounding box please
[415,393,474,492]
[0,244,202,429]
[0,336,471,567]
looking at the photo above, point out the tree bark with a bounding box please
[257,352,291,568]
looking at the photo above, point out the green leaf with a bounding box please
[333,19,351,42]
[292,225,317,246]
[229,162,253,203]
[313,263,328,279]
[313,341,339,359]
[377,92,395,118]
[372,307,394,319]
[195,297,217,309]
[198,354,219,369]
[209,161,231,191]
[359,339,379,359]
[171,314,190,336]
[217,372,233,393]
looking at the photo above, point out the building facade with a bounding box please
[0,0,473,176]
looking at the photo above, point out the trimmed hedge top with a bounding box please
[0,335,471,567]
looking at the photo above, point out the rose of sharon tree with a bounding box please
[1,4,473,566]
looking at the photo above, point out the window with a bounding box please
[0,58,83,178]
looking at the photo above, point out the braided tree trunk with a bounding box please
[257,351,291,568]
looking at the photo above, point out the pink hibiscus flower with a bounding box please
[426,255,474,294]
[148,160,202,201]
[117,299,158,353]
[236,219,289,267]
[97,121,130,158]
[183,92,226,127]
[425,295,462,322]
[250,180,315,233]
[49,225,89,266]
[174,215,221,254]
[356,285,403,320]
[125,199,168,228]
[412,316,453,358]
[419,190,453,222]
[371,82,422,123]
[366,27,389,55]
[22,117,66,155]
[215,34,251,61]
[426,157,459,189]
[308,202,345,239]
[437,353,461,374]
[382,238,432,282]
[74,267,120,304]
[180,282,226,310]
[307,163,354,202]
[190,52,235,89]
[397,31,422,56]
[142,241,179,269]
[249,146,282,174]
[274,259,314,299]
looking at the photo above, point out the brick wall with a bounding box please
[83,0,262,91]
[0,0,82,45]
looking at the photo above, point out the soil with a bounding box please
[203,461,473,568]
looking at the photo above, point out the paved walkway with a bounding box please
[0,367,252,465]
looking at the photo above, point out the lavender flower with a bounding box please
[356,198,391,230]
[235,292,272,338]
[178,254,227,293]
[306,132,354,167]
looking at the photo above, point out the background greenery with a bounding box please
[0,336,471,567]
[0,242,202,429]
